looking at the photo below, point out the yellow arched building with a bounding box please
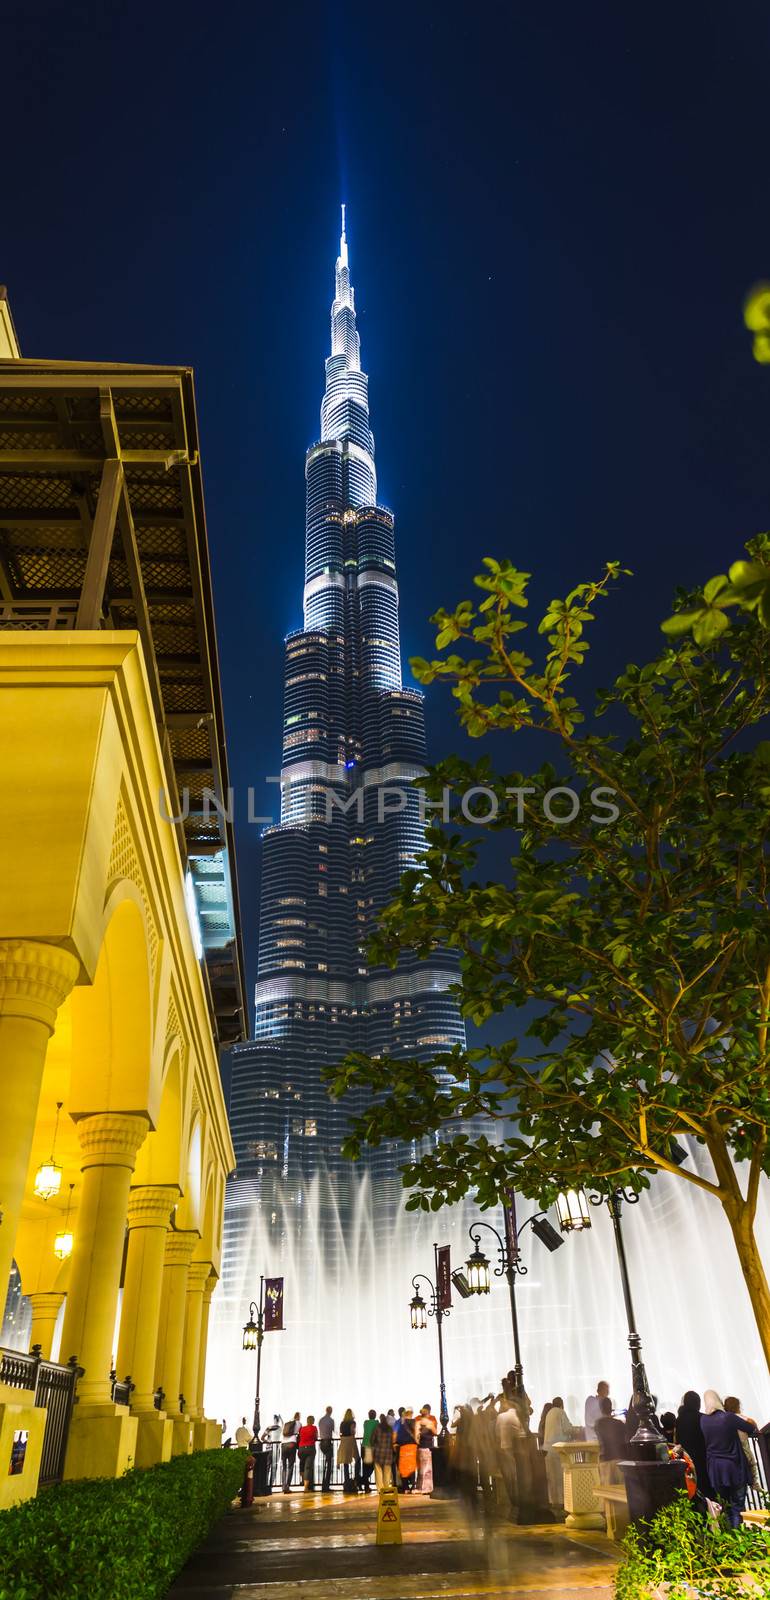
[0,292,247,1495]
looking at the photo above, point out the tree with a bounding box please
[325,546,770,1366]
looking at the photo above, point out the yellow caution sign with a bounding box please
[375,1484,402,1545]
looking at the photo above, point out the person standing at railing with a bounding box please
[338,1408,361,1494]
[701,1390,758,1529]
[361,1409,378,1493]
[395,1408,418,1492]
[318,1406,335,1491]
[724,1396,760,1495]
[675,1392,712,1499]
[542,1397,576,1517]
[297,1415,318,1490]
[281,1413,300,1492]
[416,1404,437,1495]
[372,1414,395,1490]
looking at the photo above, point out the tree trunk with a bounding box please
[723,1200,770,1375]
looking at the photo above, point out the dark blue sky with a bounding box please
[4,1,770,1007]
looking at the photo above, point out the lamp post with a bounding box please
[588,1189,664,1455]
[555,1186,664,1455]
[242,1275,265,1451]
[465,1195,563,1402]
[408,1242,450,1434]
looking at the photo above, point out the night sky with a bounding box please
[4,2,770,1011]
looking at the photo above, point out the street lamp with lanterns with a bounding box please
[242,1276,265,1453]
[408,1243,450,1432]
[465,1195,564,1402]
[555,1185,664,1456]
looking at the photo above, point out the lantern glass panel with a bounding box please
[466,1246,490,1295]
[556,1189,591,1233]
[410,1295,427,1330]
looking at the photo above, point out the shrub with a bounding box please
[614,1492,770,1598]
[0,1447,246,1600]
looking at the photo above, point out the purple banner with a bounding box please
[503,1193,519,1262]
[264,1277,284,1332]
[436,1245,452,1310]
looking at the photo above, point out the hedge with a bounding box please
[0,1447,247,1600]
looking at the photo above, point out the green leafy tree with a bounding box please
[661,532,770,642]
[326,550,770,1367]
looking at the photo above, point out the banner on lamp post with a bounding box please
[264,1277,284,1331]
[436,1246,452,1310]
[503,1192,519,1262]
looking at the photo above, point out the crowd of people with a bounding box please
[223,1373,766,1526]
[227,1403,441,1493]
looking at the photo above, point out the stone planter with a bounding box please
[553,1440,605,1530]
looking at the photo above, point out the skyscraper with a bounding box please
[223,211,465,1284]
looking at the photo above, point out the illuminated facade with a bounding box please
[225,213,465,1269]
[0,304,244,1497]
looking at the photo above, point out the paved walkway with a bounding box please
[168,1488,620,1599]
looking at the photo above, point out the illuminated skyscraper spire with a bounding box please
[224,213,464,1282]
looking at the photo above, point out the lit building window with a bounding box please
[248,1140,277,1161]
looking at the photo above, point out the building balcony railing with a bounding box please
[0,599,78,630]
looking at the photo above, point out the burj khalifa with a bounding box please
[223,211,465,1287]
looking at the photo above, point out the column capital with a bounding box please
[163,1229,198,1268]
[0,939,80,1031]
[75,1112,149,1170]
[203,1269,218,1304]
[28,1289,66,1317]
[127,1184,179,1231]
[187,1261,212,1293]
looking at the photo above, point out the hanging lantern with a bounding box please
[556,1189,592,1234]
[34,1102,63,1201]
[465,1242,491,1295]
[53,1227,74,1261]
[242,1314,258,1351]
[409,1290,427,1330]
[53,1183,75,1260]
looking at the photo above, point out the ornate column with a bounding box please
[154,1229,197,1454]
[196,1270,217,1415]
[60,1113,148,1407]
[115,1184,178,1469]
[180,1261,211,1427]
[0,940,79,1303]
[192,1270,220,1451]
[116,1186,177,1410]
[28,1291,65,1361]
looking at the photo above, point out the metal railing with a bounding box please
[255,1433,367,1491]
[110,1371,135,1408]
[0,1344,81,1486]
[0,600,78,630]
[745,1435,769,1510]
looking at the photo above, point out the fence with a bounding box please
[260,1434,364,1491]
[745,1435,769,1511]
[0,1344,81,1486]
[110,1371,134,1408]
[0,600,78,630]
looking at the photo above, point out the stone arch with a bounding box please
[176,1116,202,1233]
[68,890,154,1117]
[196,1164,217,1262]
[133,1044,184,1190]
